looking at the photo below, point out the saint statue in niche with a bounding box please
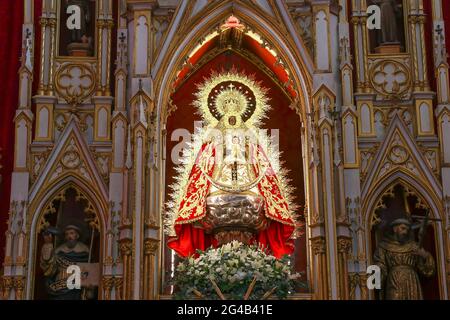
[371,184,440,299]
[374,218,435,300]
[165,70,298,259]
[370,0,405,53]
[40,225,90,300]
[37,188,99,300]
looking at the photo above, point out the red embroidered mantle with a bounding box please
[168,142,295,258]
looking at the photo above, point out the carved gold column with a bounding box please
[337,237,352,300]
[114,277,123,300]
[311,237,328,299]
[96,19,114,96]
[348,272,369,300]
[2,277,13,300]
[359,273,369,300]
[143,238,159,300]
[350,14,369,93]
[348,273,359,300]
[408,1,430,92]
[102,276,114,300]
[38,0,57,96]
[13,277,25,300]
[119,239,132,300]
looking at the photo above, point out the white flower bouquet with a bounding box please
[173,241,303,300]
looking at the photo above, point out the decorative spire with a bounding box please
[220,15,245,32]
[23,28,33,71]
[138,79,148,128]
[138,95,148,128]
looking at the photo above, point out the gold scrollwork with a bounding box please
[310,237,326,255]
[37,186,100,234]
[371,183,431,228]
[38,190,66,233]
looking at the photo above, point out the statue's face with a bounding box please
[393,223,410,242]
[221,97,244,129]
[65,229,80,243]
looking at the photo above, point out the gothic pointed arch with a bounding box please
[153,0,314,125]
[28,117,109,237]
[362,113,442,215]
[363,172,448,300]
[26,176,105,300]
[156,2,314,297]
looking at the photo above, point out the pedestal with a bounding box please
[204,193,267,246]
[375,43,402,54]
[67,42,92,57]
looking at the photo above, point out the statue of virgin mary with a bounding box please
[165,70,298,259]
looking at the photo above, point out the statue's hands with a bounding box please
[414,248,429,259]
[41,233,54,261]
[43,233,53,244]
[41,243,53,261]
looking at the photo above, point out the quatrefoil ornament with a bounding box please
[370,60,411,99]
[55,63,96,106]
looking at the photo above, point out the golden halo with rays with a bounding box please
[193,69,271,128]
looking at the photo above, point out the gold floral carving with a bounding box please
[144,239,159,256]
[102,276,114,290]
[37,190,66,233]
[337,237,352,254]
[349,272,370,300]
[371,184,430,228]
[37,186,100,233]
[2,276,13,299]
[31,150,51,183]
[360,144,379,184]
[13,277,25,300]
[93,153,110,183]
[119,240,132,256]
[310,237,326,255]
[287,6,313,57]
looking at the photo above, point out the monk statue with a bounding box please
[40,225,90,300]
[372,0,403,45]
[64,0,94,56]
[373,218,435,300]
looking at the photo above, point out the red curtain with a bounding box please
[443,0,450,69]
[423,0,436,92]
[0,0,24,263]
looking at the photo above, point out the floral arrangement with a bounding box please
[173,241,304,300]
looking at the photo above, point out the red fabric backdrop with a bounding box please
[0,0,24,264]
[424,0,436,92]
[443,0,450,69]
